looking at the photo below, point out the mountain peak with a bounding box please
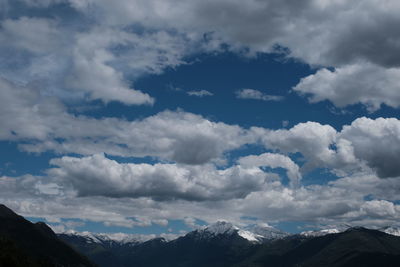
[196,221,289,242]
[380,226,400,237]
[301,228,341,237]
[246,224,289,239]
[203,221,239,235]
[0,204,20,219]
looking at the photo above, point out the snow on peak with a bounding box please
[301,228,341,237]
[237,230,262,242]
[203,221,239,235]
[246,224,289,239]
[198,221,288,242]
[380,226,400,237]
[61,230,156,244]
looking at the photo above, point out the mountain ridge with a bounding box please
[0,204,95,267]
[59,221,400,267]
[2,204,400,267]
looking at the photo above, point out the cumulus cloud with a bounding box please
[0,11,194,105]
[238,153,301,185]
[253,117,400,179]
[236,88,283,102]
[57,0,400,67]
[3,168,400,229]
[2,0,400,232]
[0,78,253,164]
[253,121,341,171]
[2,0,400,109]
[48,153,268,201]
[67,28,155,105]
[339,117,400,178]
[3,76,400,177]
[294,63,400,111]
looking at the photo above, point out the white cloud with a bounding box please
[3,169,400,229]
[67,28,154,105]
[294,63,400,111]
[236,88,283,102]
[0,78,253,164]
[0,17,62,54]
[2,0,400,109]
[339,117,400,178]
[62,0,400,67]
[3,77,400,177]
[48,153,268,201]
[238,153,301,185]
[253,117,400,179]
[0,16,196,105]
[187,90,213,97]
[253,121,342,172]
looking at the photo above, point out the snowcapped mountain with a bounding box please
[380,226,400,237]
[57,221,400,267]
[59,222,400,249]
[300,226,400,238]
[192,221,289,243]
[245,223,289,240]
[300,228,341,237]
[61,230,144,245]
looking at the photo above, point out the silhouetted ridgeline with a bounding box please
[0,204,95,267]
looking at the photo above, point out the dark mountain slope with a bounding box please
[60,221,400,267]
[60,227,257,267]
[237,227,400,267]
[58,233,125,267]
[0,204,95,267]
[133,231,255,267]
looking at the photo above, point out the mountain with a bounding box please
[57,221,290,267]
[59,221,255,267]
[0,204,95,267]
[3,204,400,266]
[300,228,342,237]
[188,221,288,243]
[236,227,400,267]
[380,226,400,237]
[58,221,290,267]
[58,231,149,267]
[61,222,400,267]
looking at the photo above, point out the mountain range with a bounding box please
[1,204,400,267]
[58,221,400,267]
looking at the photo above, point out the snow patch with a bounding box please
[301,228,341,237]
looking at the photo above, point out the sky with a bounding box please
[1,0,400,236]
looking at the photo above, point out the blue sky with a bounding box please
[1,0,400,235]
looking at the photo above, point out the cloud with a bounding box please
[3,169,400,229]
[2,0,400,110]
[187,90,213,97]
[0,17,62,54]
[0,78,252,164]
[236,88,283,102]
[253,117,400,179]
[0,13,194,105]
[67,0,400,111]
[238,153,301,185]
[2,77,400,177]
[48,153,268,201]
[253,121,342,172]
[61,0,400,67]
[294,63,400,111]
[2,0,400,231]
[67,28,155,105]
[339,117,400,178]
